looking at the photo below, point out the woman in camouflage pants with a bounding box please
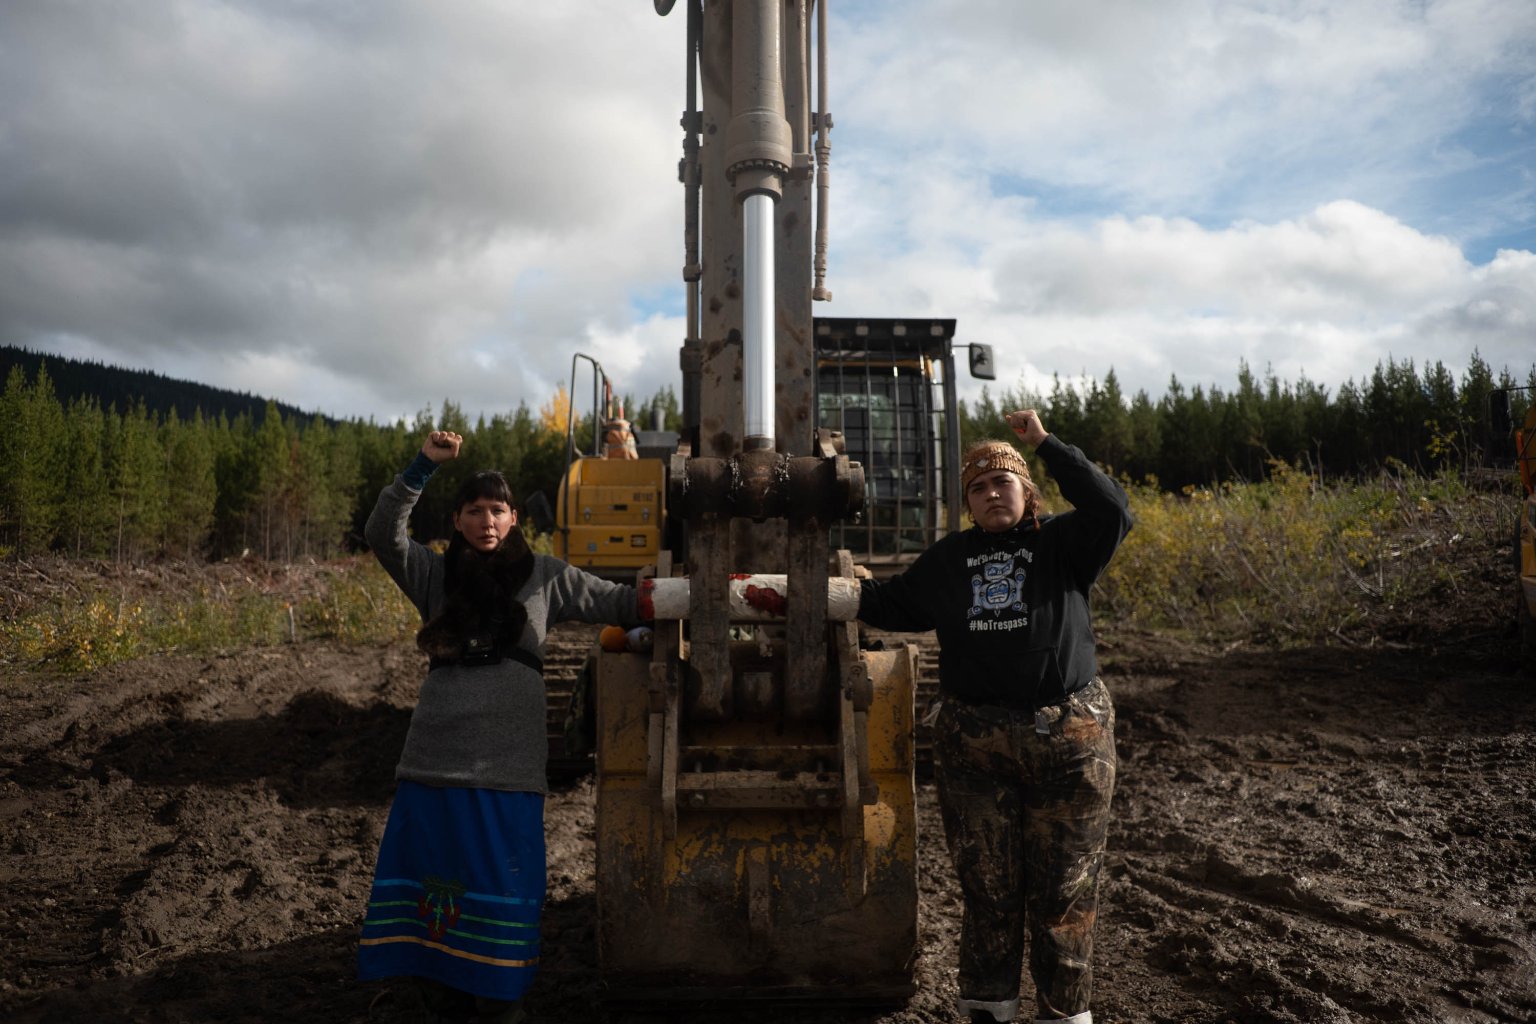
[858,410,1131,1024]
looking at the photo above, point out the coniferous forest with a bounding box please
[0,345,1531,562]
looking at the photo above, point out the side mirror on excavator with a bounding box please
[968,342,996,381]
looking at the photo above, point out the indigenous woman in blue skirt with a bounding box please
[358,430,640,1023]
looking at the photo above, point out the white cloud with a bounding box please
[835,0,1536,222]
[828,192,1533,403]
[0,1,684,419]
[0,0,1532,428]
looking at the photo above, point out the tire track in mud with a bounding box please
[1103,644,1536,1024]
[1115,853,1432,1023]
[4,629,1535,1023]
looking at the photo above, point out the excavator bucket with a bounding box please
[592,639,918,1003]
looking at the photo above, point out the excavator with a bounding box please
[555,318,995,582]
[578,0,979,1006]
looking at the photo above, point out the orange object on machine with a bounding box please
[604,417,638,460]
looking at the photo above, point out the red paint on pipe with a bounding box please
[743,584,787,616]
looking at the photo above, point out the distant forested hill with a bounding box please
[0,345,324,424]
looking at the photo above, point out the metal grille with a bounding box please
[814,318,960,571]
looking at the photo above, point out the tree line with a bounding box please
[0,344,320,430]
[2,353,1531,561]
[0,365,586,561]
[960,355,1535,488]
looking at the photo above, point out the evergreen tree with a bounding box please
[249,402,295,560]
[107,400,168,561]
[1045,375,1086,448]
[0,365,67,554]
[1422,361,1462,471]
[1329,380,1368,476]
[351,416,417,547]
[1259,367,1306,469]
[323,420,364,552]
[959,386,1007,449]
[1126,389,1162,482]
[292,417,356,558]
[62,396,112,556]
[1292,376,1334,479]
[211,411,255,556]
[162,409,218,558]
[1223,361,1265,478]
[1157,377,1221,487]
[1082,370,1133,475]
[1364,358,1430,468]
[479,412,519,482]
[1460,351,1498,461]
[511,402,566,525]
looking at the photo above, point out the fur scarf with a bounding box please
[416,527,534,662]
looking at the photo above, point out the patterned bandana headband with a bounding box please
[960,442,1032,492]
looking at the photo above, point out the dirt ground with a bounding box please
[2,572,1534,1023]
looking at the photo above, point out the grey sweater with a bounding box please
[366,473,638,794]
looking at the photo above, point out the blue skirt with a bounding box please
[357,781,546,1001]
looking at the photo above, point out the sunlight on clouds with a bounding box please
[829,188,1532,406]
[1421,248,1536,337]
[994,201,1469,319]
[578,313,688,398]
[836,0,1536,221]
[3,1,1531,422]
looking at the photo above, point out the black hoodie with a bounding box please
[858,434,1132,710]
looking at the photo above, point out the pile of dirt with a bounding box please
[1,556,1533,1022]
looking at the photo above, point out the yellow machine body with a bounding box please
[593,640,919,1001]
[554,457,666,573]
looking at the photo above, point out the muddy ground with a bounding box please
[2,572,1533,1023]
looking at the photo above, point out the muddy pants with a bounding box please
[933,679,1117,1023]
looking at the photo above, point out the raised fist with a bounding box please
[1004,410,1047,448]
[422,430,463,464]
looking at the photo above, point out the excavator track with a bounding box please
[543,622,602,776]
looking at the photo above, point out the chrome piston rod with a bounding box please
[743,192,775,447]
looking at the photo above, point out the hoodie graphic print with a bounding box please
[967,546,1034,631]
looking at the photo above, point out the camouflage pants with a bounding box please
[933,678,1116,1021]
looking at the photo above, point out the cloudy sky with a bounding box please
[2,0,1533,425]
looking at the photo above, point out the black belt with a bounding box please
[428,647,544,673]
